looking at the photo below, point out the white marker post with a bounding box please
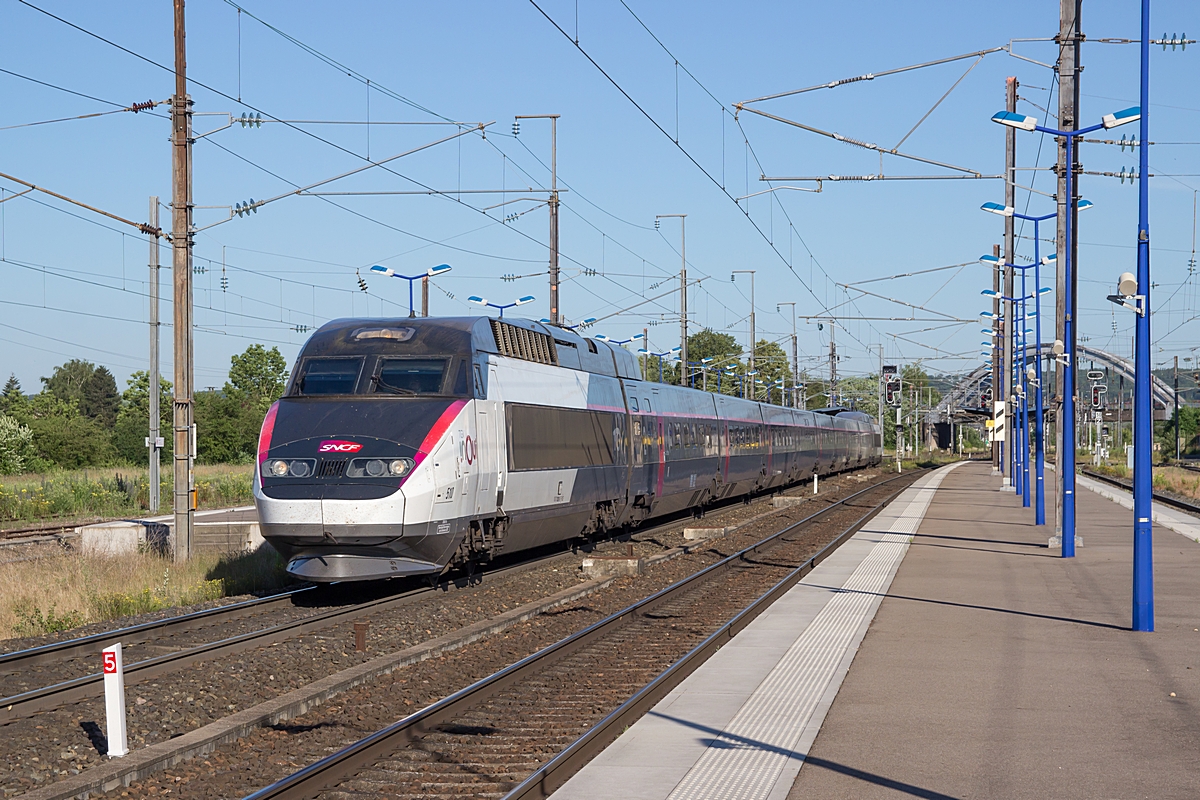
[101,643,129,757]
[813,474,818,495]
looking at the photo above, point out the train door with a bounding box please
[475,399,500,515]
[489,366,507,508]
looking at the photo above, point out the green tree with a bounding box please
[747,340,791,403]
[113,371,174,464]
[680,329,744,395]
[0,414,36,475]
[193,345,289,464]
[227,344,288,412]
[1159,406,1200,456]
[15,394,113,468]
[1,374,26,417]
[41,359,97,407]
[81,366,120,427]
[195,389,251,463]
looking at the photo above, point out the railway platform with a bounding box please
[554,460,1200,800]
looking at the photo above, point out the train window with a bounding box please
[297,357,363,395]
[630,397,639,412]
[643,398,652,412]
[372,358,447,395]
[507,404,616,470]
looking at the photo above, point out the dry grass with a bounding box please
[0,464,254,529]
[1150,465,1200,501]
[1090,463,1200,502]
[0,545,292,640]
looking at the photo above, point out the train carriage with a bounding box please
[254,316,882,582]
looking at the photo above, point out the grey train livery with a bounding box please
[254,317,883,582]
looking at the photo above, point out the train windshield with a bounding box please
[371,358,447,395]
[298,357,364,395]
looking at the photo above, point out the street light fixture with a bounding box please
[468,294,535,318]
[595,333,646,345]
[980,200,1090,520]
[992,102,1139,556]
[637,346,681,383]
[1106,272,1146,316]
[369,263,452,317]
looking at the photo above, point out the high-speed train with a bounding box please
[254,316,882,582]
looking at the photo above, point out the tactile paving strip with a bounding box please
[664,464,962,800]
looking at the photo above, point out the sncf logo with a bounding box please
[320,440,363,453]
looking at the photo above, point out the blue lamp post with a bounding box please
[982,284,1052,510]
[981,248,1065,517]
[638,346,680,383]
[468,294,536,318]
[370,263,452,317]
[992,102,1140,557]
[743,370,758,399]
[981,202,1090,525]
[1132,0,1154,631]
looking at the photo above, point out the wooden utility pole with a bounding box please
[421,276,429,316]
[1056,0,1082,532]
[1004,76,1018,488]
[172,0,195,562]
[1175,355,1181,460]
[992,243,1002,471]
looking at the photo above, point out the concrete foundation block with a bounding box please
[683,526,732,541]
[772,496,808,509]
[78,521,169,556]
[194,522,263,554]
[581,556,644,578]
[1047,535,1084,549]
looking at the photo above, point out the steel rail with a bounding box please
[504,477,913,800]
[1081,468,1200,517]
[0,545,579,724]
[240,471,918,800]
[0,586,314,671]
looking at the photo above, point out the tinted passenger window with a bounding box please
[373,358,447,394]
[298,358,363,395]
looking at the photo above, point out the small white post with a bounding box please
[102,643,129,757]
[813,474,818,495]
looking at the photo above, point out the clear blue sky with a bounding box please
[2,0,1198,394]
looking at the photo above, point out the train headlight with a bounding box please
[346,457,413,478]
[265,458,315,478]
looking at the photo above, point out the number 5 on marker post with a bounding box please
[101,644,129,757]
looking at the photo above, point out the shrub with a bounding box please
[0,414,35,475]
[12,602,85,636]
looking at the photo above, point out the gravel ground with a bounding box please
[1,469,888,797]
[108,471,907,800]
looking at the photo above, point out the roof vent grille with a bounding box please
[489,320,558,365]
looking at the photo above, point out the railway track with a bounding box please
[0,546,583,724]
[1081,468,1200,516]
[240,471,920,800]
[0,467,880,726]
